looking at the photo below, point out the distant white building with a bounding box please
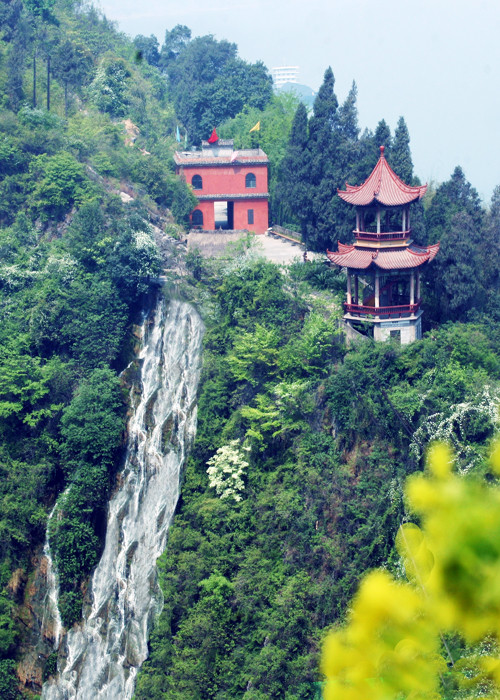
[271,66,299,89]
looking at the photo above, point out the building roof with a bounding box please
[174,145,268,167]
[196,192,269,201]
[337,146,427,206]
[201,138,234,148]
[326,242,440,270]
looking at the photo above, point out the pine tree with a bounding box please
[483,186,500,287]
[423,167,485,323]
[6,33,27,110]
[334,81,363,243]
[477,186,500,320]
[305,67,340,251]
[425,166,483,244]
[374,119,391,151]
[352,120,392,193]
[274,102,311,232]
[337,81,359,142]
[367,118,392,171]
[390,116,413,183]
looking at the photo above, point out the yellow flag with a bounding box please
[249,121,260,132]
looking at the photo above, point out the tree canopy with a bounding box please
[164,30,273,144]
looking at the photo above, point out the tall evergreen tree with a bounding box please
[389,116,428,243]
[51,39,93,115]
[352,120,392,192]
[333,81,363,244]
[274,102,311,232]
[337,81,359,142]
[390,116,413,183]
[477,185,500,320]
[337,80,360,180]
[6,30,27,110]
[423,167,485,324]
[372,119,392,165]
[304,66,339,251]
[425,166,483,245]
[374,119,391,149]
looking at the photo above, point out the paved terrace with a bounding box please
[186,230,324,265]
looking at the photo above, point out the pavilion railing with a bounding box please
[354,230,410,241]
[344,301,421,317]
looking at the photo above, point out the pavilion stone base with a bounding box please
[373,316,422,344]
[346,311,423,345]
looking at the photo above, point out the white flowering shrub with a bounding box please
[0,264,42,289]
[206,440,249,501]
[410,386,500,473]
[133,229,156,251]
[89,57,131,117]
[45,254,78,283]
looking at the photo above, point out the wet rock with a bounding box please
[7,568,26,603]
[16,551,62,694]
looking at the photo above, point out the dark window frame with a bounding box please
[191,174,203,190]
[247,209,254,225]
[192,209,204,227]
[245,173,257,189]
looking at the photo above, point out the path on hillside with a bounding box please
[187,231,324,265]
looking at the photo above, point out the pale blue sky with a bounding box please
[96,0,500,203]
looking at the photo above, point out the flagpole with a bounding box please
[249,121,260,149]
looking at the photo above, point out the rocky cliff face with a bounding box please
[16,551,62,695]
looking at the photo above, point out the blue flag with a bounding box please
[176,125,181,142]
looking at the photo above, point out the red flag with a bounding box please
[207,128,218,144]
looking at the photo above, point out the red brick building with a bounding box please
[174,138,269,233]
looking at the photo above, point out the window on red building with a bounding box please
[247,209,254,225]
[192,209,203,227]
[192,174,203,190]
[245,173,256,188]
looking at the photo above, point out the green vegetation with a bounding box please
[134,252,500,699]
[159,28,273,145]
[0,0,499,696]
[322,442,500,700]
[0,0,195,689]
[50,367,125,626]
[220,92,300,225]
[422,166,500,326]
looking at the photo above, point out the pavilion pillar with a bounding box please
[354,275,359,305]
[375,270,380,316]
[376,208,381,233]
[347,271,352,305]
[410,270,415,306]
[416,269,421,300]
[355,210,360,232]
[402,208,406,232]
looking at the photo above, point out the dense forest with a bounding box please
[0,0,499,698]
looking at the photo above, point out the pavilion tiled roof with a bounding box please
[326,242,440,270]
[337,146,427,206]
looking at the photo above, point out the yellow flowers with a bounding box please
[322,439,500,699]
[322,570,441,700]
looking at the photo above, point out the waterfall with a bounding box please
[42,298,204,700]
[41,502,64,650]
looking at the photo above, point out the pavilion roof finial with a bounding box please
[380,145,385,157]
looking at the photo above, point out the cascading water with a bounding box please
[42,298,204,700]
[41,502,64,650]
